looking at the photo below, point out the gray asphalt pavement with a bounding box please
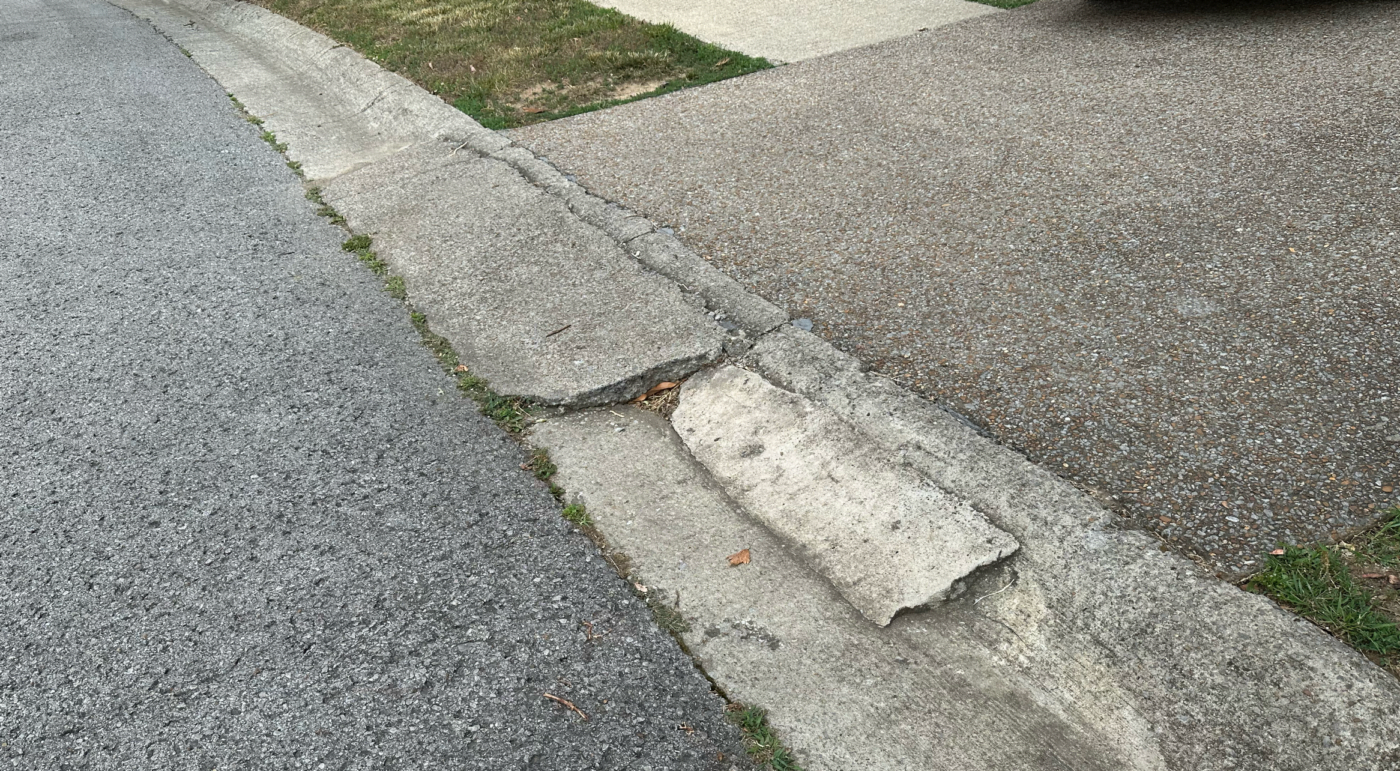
[0,1,749,767]
[514,0,1400,575]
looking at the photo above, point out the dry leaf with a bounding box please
[1362,573,1387,579]
[727,548,751,566]
[1391,575,1399,586]
[632,381,679,403]
[454,364,469,372]
[1269,548,1286,556]
[713,57,730,68]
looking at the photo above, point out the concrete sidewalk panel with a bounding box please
[321,142,724,406]
[114,0,508,181]
[671,365,1018,625]
[594,0,999,63]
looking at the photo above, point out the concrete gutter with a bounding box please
[110,1,1400,769]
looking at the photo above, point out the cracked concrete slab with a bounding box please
[672,364,1017,625]
[320,142,724,406]
[113,0,725,407]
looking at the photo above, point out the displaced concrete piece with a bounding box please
[113,0,507,181]
[320,142,724,406]
[671,365,1017,625]
[531,408,1162,771]
[593,0,999,63]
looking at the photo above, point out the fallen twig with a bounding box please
[544,324,572,339]
[544,692,588,721]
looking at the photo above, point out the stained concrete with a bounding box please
[512,0,1400,574]
[672,365,1018,625]
[594,0,999,62]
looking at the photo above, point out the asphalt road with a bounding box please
[514,0,1400,575]
[0,1,749,767]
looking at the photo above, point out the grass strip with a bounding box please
[245,0,770,129]
[1247,508,1400,675]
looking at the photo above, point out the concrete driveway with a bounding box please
[513,0,1400,576]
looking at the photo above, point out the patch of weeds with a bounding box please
[645,590,689,634]
[178,45,193,58]
[562,502,593,528]
[260,130,288,154]
[385,275,407,300]
[1248,508,1400,675]
[727,704,803,770]
[305,186,346,226]
[244,0,770,128]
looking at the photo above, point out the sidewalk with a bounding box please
[0,1,749,767]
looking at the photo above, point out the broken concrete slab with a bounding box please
[737,325,1400,770]
[671,365,1018,625]
[534,389,1400,769]
[320,142,724,406]
[531,407,1161,771]
[113,0,507,181]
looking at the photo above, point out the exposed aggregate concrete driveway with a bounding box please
[514,0,1400,575]
[0,0,749,767]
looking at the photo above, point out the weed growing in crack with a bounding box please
[260,130,288,153]
[407,311,534,435]
[562,503,592,528]
[342,235,389,276]
[728,705,803,770]
[645,591,689,634]
[385,275,407,301]
[305,187,345,226]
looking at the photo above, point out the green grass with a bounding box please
[246,0,770,129]
[729,705,803,770]
[1248,509,1400,674]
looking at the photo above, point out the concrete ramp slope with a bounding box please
[115,0,727,407]
[595,0,1000,63]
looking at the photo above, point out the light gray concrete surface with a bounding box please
[512,0,1400,575]
[0,0,752,767]
[118,0,727,407]
[594,0,999,62]
[672,365,1017,625]
[115,0,507,180]
[319,142,724,406]
[533,408,1154,771]
[534,338,1400,770]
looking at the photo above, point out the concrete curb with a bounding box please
[108,1,1400,768]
